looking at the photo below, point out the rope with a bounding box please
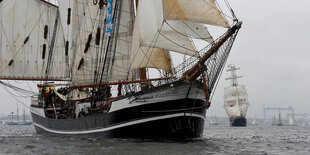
[224,0,237,20]
[0,81,37,96]
[203,0,233,20]
[0,84,33,111]
[186,84,202,128]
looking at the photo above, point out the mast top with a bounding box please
[225,64,243,87]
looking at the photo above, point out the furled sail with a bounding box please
[0,0,69,81]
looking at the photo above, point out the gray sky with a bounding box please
[208,0,310,119]
[1,0,310,120]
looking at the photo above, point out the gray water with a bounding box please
[0,125,309,155]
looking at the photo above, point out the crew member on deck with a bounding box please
[78,108,86,118]
[118,84,122,96]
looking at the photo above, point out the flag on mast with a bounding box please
[105,0,113,36]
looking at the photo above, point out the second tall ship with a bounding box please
[224,65,249,126]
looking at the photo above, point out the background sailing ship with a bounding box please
[224,65,249,126]
[6,104,32,126]
[0,0,242,139]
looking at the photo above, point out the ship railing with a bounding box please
[168,28,239,90]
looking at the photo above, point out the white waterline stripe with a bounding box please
[33,113,205,135]
[184,113,206,120]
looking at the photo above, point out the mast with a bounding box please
[45,10,60,82]
[226,64,243,87]
[23,106,26,123]
[16,103,19,123]
[134,0,147,90]
[97,0,122,99]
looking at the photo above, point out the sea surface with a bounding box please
[0,124,309,155]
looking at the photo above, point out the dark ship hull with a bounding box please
[229,117,247,127]
[30,84,207,139]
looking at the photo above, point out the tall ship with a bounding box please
[224,65,249,126]
[0,0,242,139]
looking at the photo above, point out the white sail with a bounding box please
[0,0,69,80]
[58,0,73,61]
[223,65,249,121]
[163,0,229,28]
[224,86,249,118]
[132,0,197,55]
[107,0,139,81]
[288,115,294,126]
[70,0,138,84]
[130,48,172,73]
[130,0,224,72]
[130,11,173,72]
[58,0,73,43]
[224,85,248,97]
[251,116,257,125]
[163,20,214,42]
[70,0,107,84]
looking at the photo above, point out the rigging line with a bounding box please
[158,31,196,52]
[126,20,165,74]
[0,81,35,97]
[97,0,121,93]
[20,1,35,89]
[136,23,173,75]
[224,0,237,20]
[126,21,165,81]
[214,0,229,24]
[186,83,201,127]
[182,21,214,41]
[164,20,212,41]
[209,45,231,101]
[74,1,104,79]
[87,1,101,33]
[93,1,106,85]
[137,33,162,70]
[73,1,89,77]
[4,81,26,97]
[138,47,165,74]
[202,0,233,20]
[163,20,193,38]
[133,19,168,72]
[0,1,48,75]
[0,85,32,110]
[108,0,124,82]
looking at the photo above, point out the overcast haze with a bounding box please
[1,0,310,120]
